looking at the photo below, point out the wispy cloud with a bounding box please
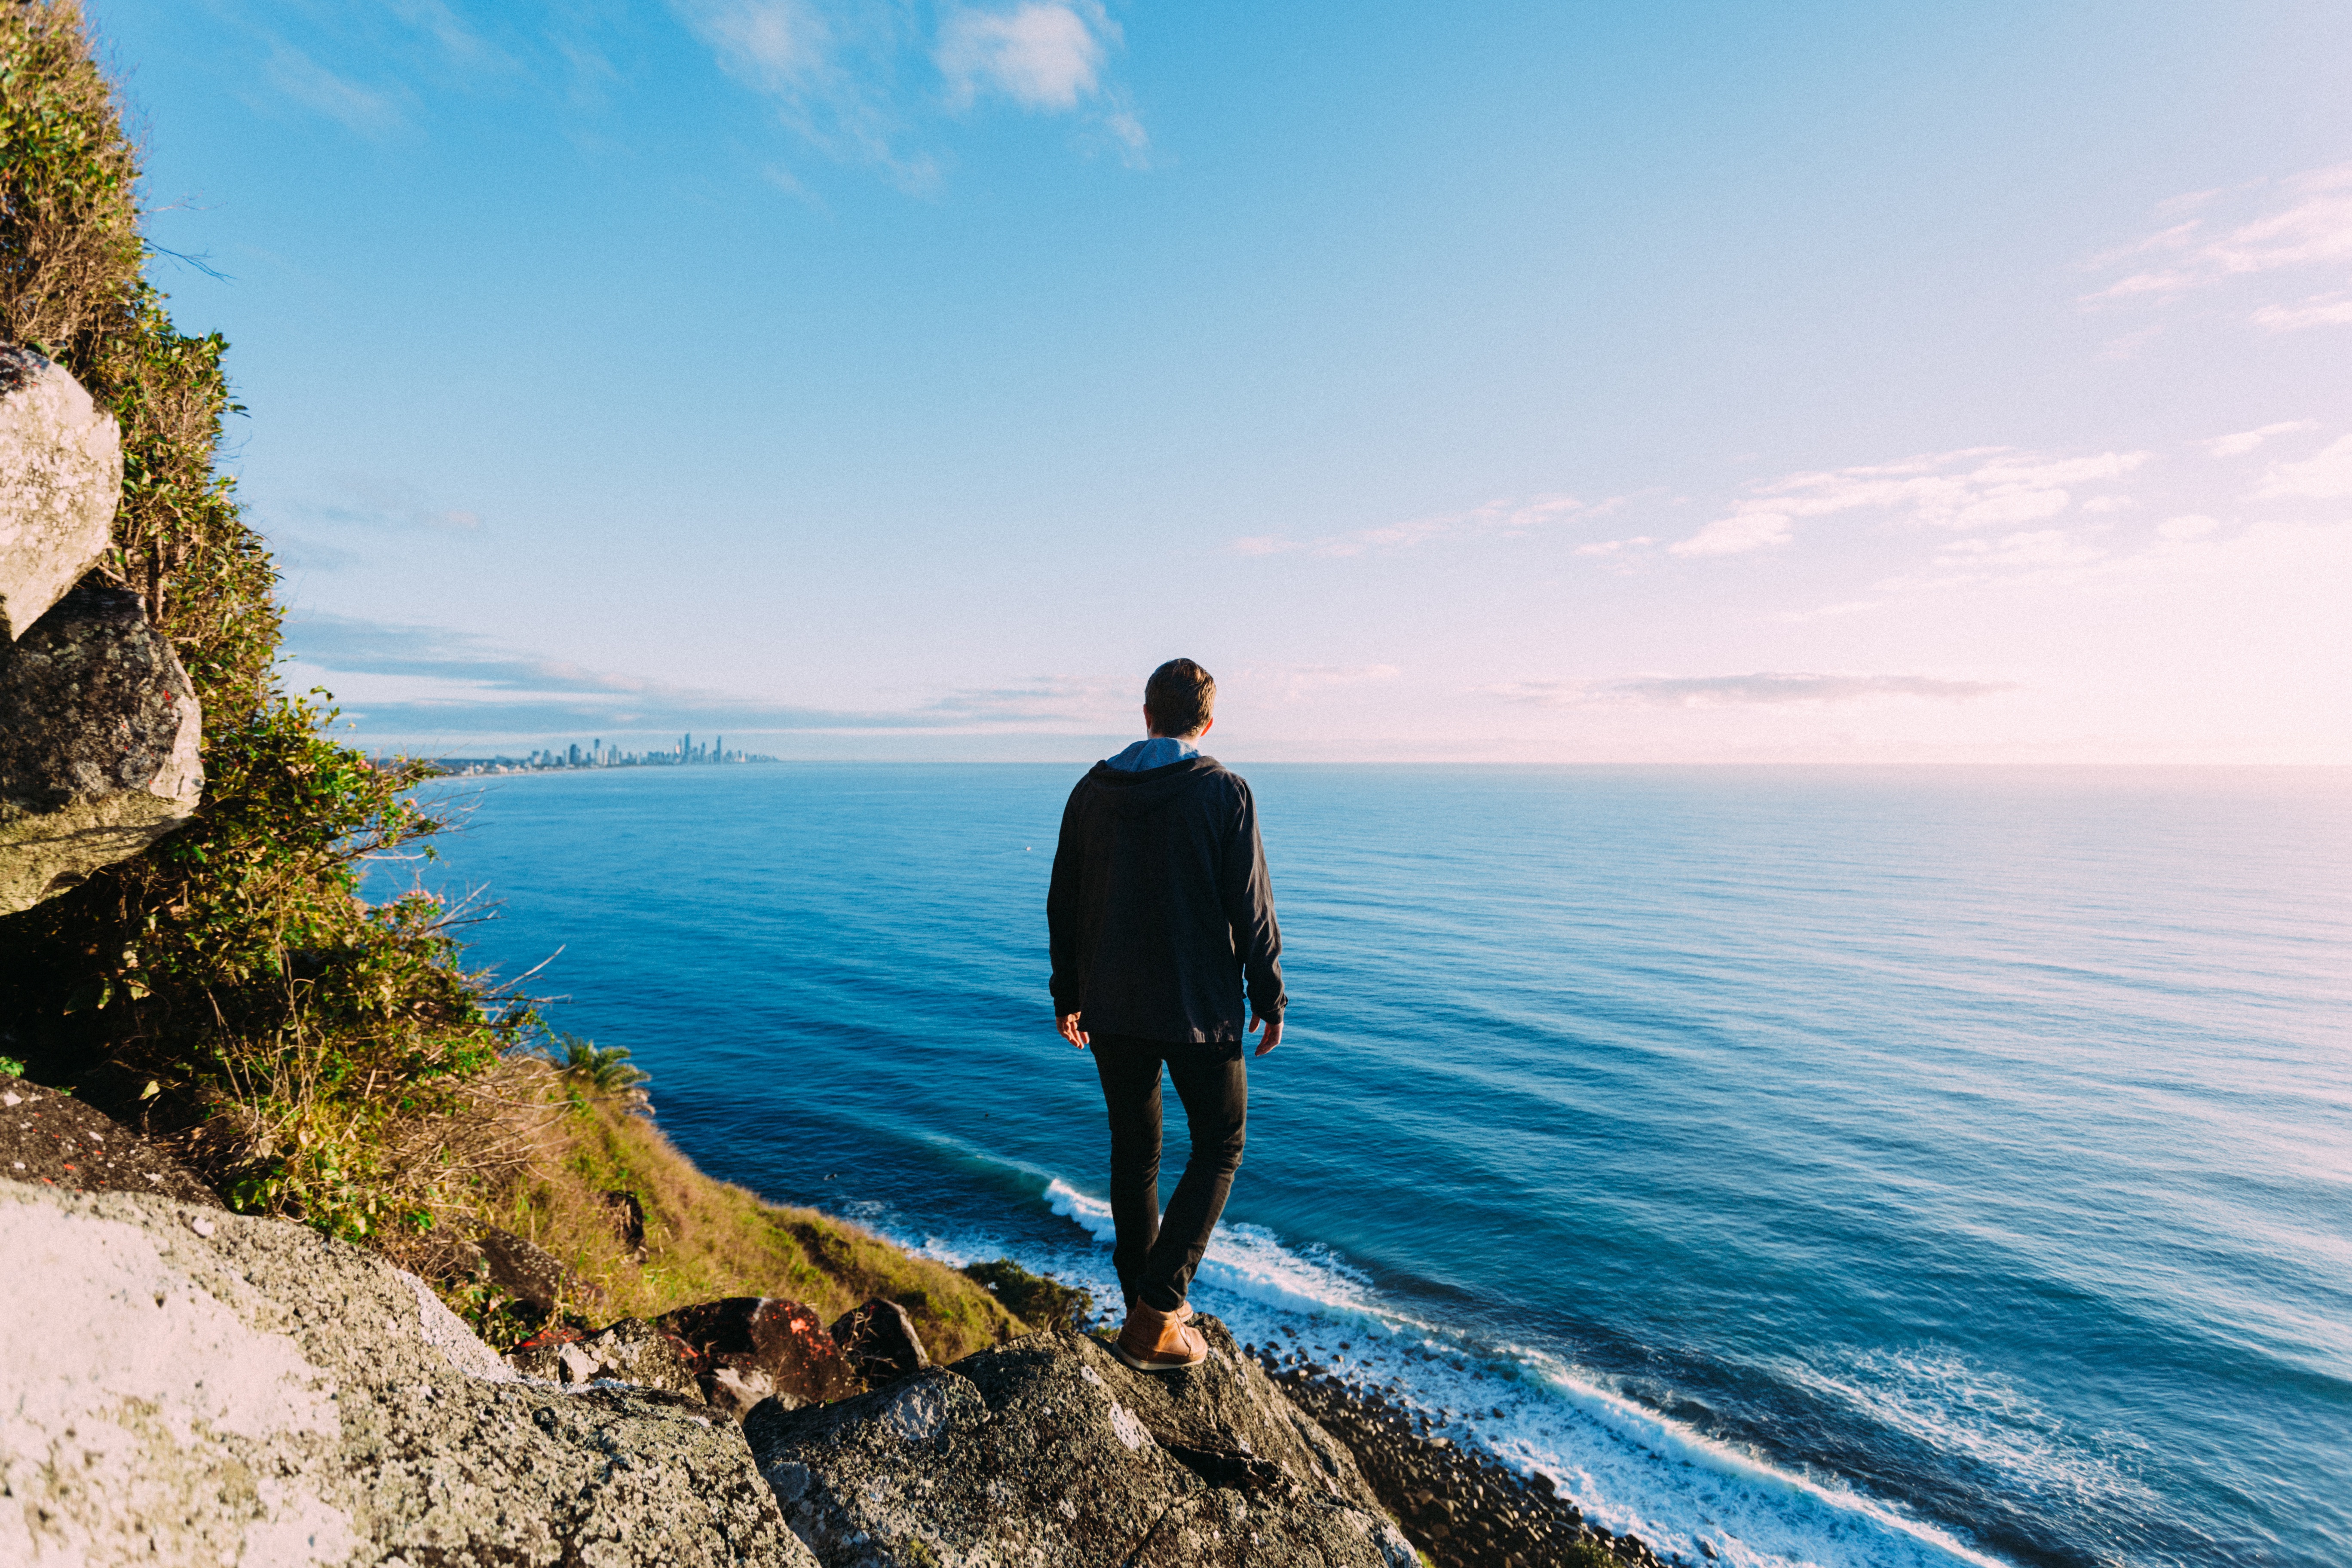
[286,616,655,695]
[2250,294,2352,331]
[669,0,922,175]
[383,0,518,76]
[266,476,487,558]
[285,615,1137,737]
[2254,432,2352,500]
[914,673,1131,723]
[670,0,1138,178]
[1231,494,1600,558]
[1668,511,1792,557]
[675,0,831,90]
[2082,161,2352,330]
[937,3,1111,111]
[2201,420,2318,458]
[1926,528,2105,573]
[1669,448,2149,557]
[261,41,409,136]
[1492,673,2017,709]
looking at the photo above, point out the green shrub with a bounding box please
[0,2,518,1255]
[556,1034,651,1096]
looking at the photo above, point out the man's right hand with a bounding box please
[1058,1012,1091,1050]
[1250,1012,1282,1057]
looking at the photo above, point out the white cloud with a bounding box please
[1931,530,2104,572]
[668,0,929,177]
[1669,511,1791,557]
[1230,493,1600,558]
[1669,447,2148,556]
[2254,433,2352,500]
[384,0,516,75]
[673,0,830,91]
[2158,514,2221,541]
[669,0,1136,177]
[938,2,1112,111]
[262,42,407,135]
[2084,161,2352,329]
[1493,673,2016,708]
[2202,420,2318,458]
[2252,294,2352,331]
[1102,110,1149,158]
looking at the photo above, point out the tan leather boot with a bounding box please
[1114,1301,1207,1372]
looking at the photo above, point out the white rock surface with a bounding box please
[0,1181,814,1568]
[0,344,121,643]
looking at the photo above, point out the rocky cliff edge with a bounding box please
[0,1176,1417,1568]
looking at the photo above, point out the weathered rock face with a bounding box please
[744,1321,1417,1568]
[829,1296,930,1386]
[1076,1313,1384,1510]
[511,1317,707,1402]
[662,1295,864,1416]
[0,345,121,644]
[0,1180,814,1568]
[0,577,202,913]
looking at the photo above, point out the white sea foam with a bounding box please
[1778,1346,2157,1511]
[879,1172,2022,1568]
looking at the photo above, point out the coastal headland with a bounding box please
[1,1067,1663,1568]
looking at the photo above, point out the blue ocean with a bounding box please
[382,764,2352,1568]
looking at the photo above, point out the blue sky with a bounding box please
[99,0,2352,761]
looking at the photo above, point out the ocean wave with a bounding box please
[1778,1345,2159,1511]
[879,1168,2018,1568]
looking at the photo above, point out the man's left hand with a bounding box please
[1058,1012,1091,1050]
[1250,1013,1282,1057]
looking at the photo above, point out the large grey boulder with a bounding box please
[0,1179,815,1568]
[0,576,202,913]
[744,1322,1415,1568]
[1073,1313,1384,1510]
[0,344,121,642]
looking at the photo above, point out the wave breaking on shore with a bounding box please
[866,1170,2015,1568]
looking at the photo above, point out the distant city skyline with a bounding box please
[105,0,2352,762]
[419,733,782,774]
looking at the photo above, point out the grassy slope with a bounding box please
[492,1070,1022,1363]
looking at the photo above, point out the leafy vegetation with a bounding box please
[0,2,1034,1363]
[1,3,493,1249]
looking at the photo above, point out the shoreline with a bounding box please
[1261,1346,1671,1568]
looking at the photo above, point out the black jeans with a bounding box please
[1090,1032,1247,1314]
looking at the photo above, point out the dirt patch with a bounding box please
[0,1074,220,1206]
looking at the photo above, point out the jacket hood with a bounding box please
[1085,754,1223,817]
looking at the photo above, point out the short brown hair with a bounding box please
[1144,658,1216,737]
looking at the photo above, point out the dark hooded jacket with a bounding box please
[1047,755,1285,1044]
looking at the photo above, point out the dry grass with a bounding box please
[478,1063,1023,1364]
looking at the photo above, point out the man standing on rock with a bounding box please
[1048,658,1286,1373]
